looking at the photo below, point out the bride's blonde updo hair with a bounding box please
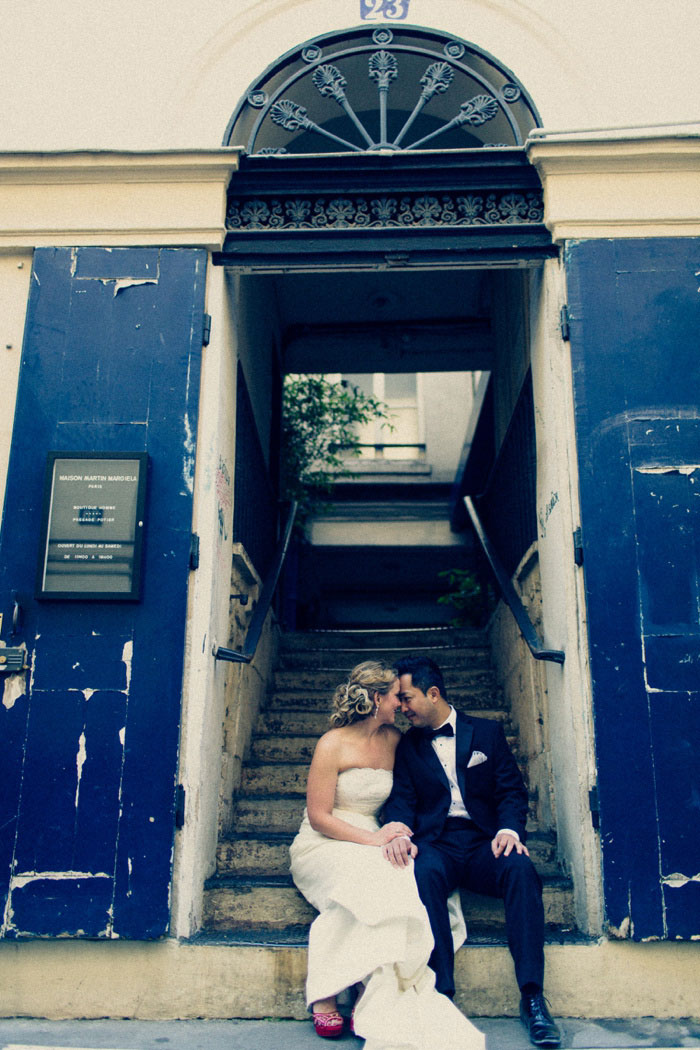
[330,660,397,728]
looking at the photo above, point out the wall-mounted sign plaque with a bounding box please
[36,452,148,600]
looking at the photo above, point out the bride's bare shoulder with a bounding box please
[313,726,351,756]
[386,725,403,749]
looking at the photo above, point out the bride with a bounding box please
[290,660,485,1050]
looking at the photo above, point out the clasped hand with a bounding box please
[380,824,418,867]
[373,821,413,848]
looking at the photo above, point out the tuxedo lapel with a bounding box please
[454,714,474,803]
[417,730,452,792]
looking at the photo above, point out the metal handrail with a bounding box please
[464,496,565,664]
[214,500,298,665]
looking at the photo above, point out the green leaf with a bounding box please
[281,374,392,526]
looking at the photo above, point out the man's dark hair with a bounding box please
[394,655,447,700]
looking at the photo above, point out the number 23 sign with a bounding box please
[361,0,410,20]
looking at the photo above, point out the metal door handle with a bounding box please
[11,591,22,637]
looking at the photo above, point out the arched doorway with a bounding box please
[207,23,579,992]
[217,23,553,629]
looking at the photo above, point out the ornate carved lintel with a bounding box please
[226,188,545,232]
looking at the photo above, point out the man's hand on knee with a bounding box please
[382,835,418,868]
[491,831,529,858]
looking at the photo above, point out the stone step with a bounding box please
[216,830,558,878]
[272,666,499,694]
[256,707,511,738]
[241,763,310,796]
[277,647,493,671]
[251,737,318,764]
[203,875,576,933]
[242,739,526,795]
[234,797,305,834]
[232,796,540,838]
[280,627,488,652]
[217,834,296,877]
[216,625,570,962]
[10,931,682,1018]
[250,729,519,765]
[268,684,503,711]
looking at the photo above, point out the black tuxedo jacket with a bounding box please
[383,712,529,844]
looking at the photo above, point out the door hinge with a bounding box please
[589,785,600,830]
[189,532,200,570]
[202,313,212,347]
[175,784,186,829]
[573,526,584,566]
[560,304,571,342]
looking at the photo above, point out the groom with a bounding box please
[382,655,561,1049]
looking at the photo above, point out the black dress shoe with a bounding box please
[520,991,561,1048]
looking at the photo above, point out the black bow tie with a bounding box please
[428,723,454,739]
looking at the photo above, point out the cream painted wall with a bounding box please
[528,127,700,240]
[0,253,32,518]
[1,1,698,152]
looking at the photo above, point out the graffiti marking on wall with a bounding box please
[216,457,232,544]
[538,491,559,536]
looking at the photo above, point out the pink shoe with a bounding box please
[312,1011,344,1039]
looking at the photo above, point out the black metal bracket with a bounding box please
[230,593,249,606]
[573,527,584,567]
[560,304,571,342]
[202,314,212,347]
[175,784,186,829]
[189,533,200,571]
[589,785,600,830]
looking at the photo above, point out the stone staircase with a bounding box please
[203,627,577,949]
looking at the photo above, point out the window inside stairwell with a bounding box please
[340,372,424,461]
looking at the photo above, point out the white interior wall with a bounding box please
[171,262,240,937]
[1,1,698,152]
[422,371,475,483]
[528,258,602,934]
[215,272,283,837]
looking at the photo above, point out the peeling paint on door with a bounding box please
[567,236,700,941]
[0,247,207,939]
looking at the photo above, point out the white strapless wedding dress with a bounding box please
[289,767,485,1050]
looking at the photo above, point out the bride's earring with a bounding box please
[373,698,379,719]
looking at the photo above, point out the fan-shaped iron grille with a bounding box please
[223,25,540,155]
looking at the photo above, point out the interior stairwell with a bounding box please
[202,625,578,1008]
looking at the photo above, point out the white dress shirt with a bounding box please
[431,707,520,841]
[431,707,470,818]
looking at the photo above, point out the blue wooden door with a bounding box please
[0,247,207,938]
[566,237,700,939]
